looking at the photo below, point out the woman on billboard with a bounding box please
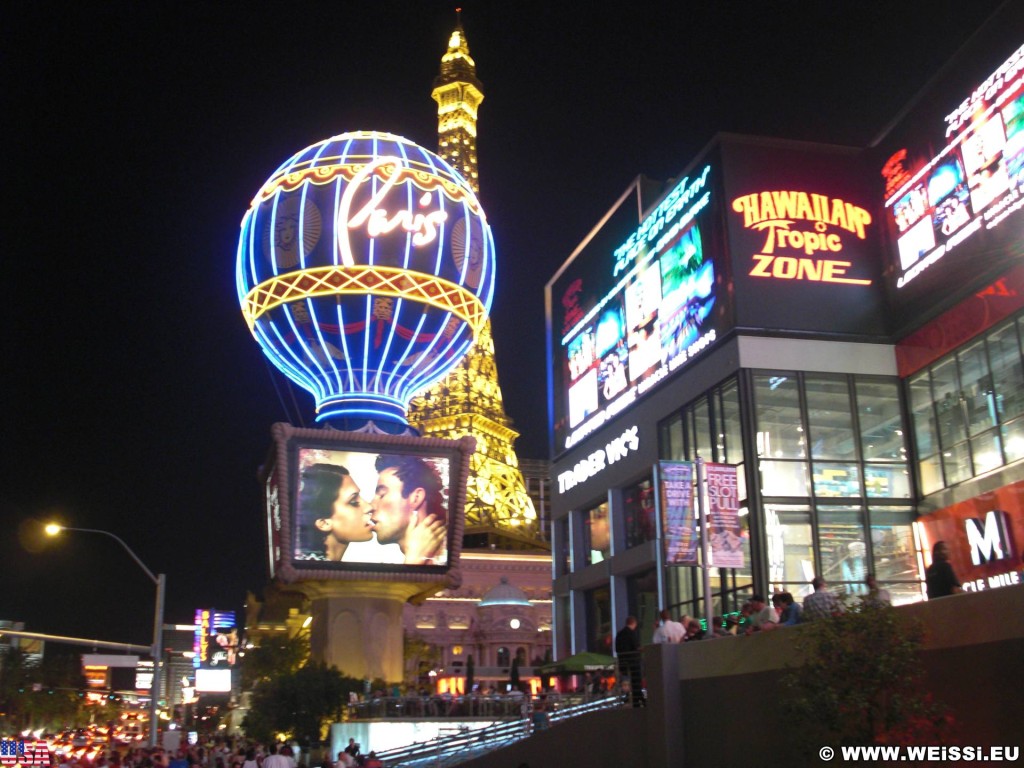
[295,463,376,561]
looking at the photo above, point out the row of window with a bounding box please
[910,315,1024,494]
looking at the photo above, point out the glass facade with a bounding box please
[752,372,916,600]
[909,316,1024,493]
[658,371,917,613]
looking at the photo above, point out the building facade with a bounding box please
[547,5,1024,655]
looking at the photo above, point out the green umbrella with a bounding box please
[536,651,616,675]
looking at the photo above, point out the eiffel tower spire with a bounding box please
[408,12,545,548]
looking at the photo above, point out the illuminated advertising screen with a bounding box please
[195,668,232,693]
[262,422,473,585]
[721,139,886,335]
[876,14,1024,333]
[548,158,730,454]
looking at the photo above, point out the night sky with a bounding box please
[4,1,1008,649]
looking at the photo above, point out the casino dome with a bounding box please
[479,577,532,607]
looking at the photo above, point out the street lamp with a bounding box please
[45,523,166,748]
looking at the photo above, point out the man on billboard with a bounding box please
[371,454,448,565]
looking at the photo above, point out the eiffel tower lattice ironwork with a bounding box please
[408,14,544,547]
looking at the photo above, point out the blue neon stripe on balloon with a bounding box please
[256,319,325,402]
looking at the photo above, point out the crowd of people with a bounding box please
[40,737,391,768]
[642,540,961,643]
[644,574,899,642]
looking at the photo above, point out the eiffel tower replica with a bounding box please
[408,14,547,551]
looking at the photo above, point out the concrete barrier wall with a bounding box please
[647,584,1024,768]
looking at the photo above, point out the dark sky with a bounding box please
[4,0,1008,648]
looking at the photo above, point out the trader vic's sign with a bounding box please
[731,190,873,285]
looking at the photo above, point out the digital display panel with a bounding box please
[877,20,1024,333]
[195,668,232,693]
[548,160,728,454]
[262,422,473,585]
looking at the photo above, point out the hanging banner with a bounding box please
[659,461,697,565]
[706,462,744,568]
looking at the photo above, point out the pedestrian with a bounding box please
[531,695,551,733]
[802,577,844,620]
[925,541,962,599]
[614,615,644,707]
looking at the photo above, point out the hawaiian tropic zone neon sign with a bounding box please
[731,191,873,284]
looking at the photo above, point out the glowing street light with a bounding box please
[45,524,165,748]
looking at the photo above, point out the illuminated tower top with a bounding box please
[432,10,483,193]
[410,12,544,547]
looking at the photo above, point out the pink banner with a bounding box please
[706,463,744,568]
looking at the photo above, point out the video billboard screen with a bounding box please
[877,18,1024,332]
[262,423,473,585]
[548,158,729,454]
[293,446,451,567]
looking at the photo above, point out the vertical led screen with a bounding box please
[261,422,474,586]
[548,157,730,455]
[876,14,1024,334]
[193,609,237,669]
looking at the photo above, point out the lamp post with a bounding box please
[45,524,165,748]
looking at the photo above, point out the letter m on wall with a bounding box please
[965,510,1013,565]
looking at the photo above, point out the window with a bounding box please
[765,505,814,598]
[817,505,868,594]
[755,374,809,496]
[806,375,857,460]
[585,586,612,654]
[869,507,922,605]
[554,517,570,576]
[855,378,911,498]
[623,477,656,549]
[583,502,610,564]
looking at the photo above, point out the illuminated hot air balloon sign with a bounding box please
[237,131,495,427]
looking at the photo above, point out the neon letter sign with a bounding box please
[337,156,450,266]
[731,190,873,285]
[965,509,1013,565]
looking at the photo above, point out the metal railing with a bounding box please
[370,693,627,767]
[347,689,619,721]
